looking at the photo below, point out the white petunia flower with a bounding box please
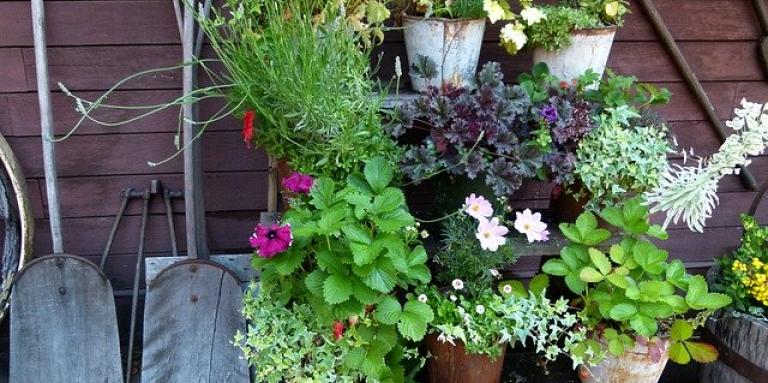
[520,7,546,26]
[483,0,506,23]
[500,23,528,51]
[451,279,465,290]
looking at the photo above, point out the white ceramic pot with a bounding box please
[578,341,669,383]
[533,27,617,84]
[402,15,485,92]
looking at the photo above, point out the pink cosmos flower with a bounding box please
[282,172,314,194]
[513,209,548,243]
[464,193,493,220]
[475,217,509,251]
[249,223,293,258]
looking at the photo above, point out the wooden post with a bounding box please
[638,0,758,191]
[183,2,209,259]
[30,0,64,253]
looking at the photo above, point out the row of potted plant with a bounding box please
[58,0,768,381]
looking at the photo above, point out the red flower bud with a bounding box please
[242,110,255,148]
[333,321,345,341]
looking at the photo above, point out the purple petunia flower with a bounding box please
[250,223,293,258]
[540,105,559,124]
[282,172,314,194]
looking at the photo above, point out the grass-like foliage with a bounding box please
[199,0,398,178]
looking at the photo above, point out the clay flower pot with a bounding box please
[425,334,507,383]
[578,341,669,383]
[533,26,617,84]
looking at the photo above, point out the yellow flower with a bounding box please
[605,1,620,18]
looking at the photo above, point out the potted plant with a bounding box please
[249,157,435,381]
[389,62,545,197]
[542,197,732,383]
[399,0,538,92]
[516,64,671,221]
[486,0,629,82]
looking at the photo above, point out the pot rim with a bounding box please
[401,13,486,23]
[570,25,618,36]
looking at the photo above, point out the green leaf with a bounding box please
[647,224,669,240]
[609,244,625,264]
[323,274,354,304]
[607,273,629,289]
[670,320,693,341]
[589,248,612,275]
[559,223,583,243]
[661,295,689,313]
[562,246,588,269]
[362,259,398,293]
[374,296,402,325]
[407,246,428,266]
[272,249,306,275]
[629,314,658,337]
[317,249,346,276]
[317,204,347,235]
[347,173,374,195]
[609,303,638,321]
[310,178,336,209]
[634,241,667,275]
[373,209,415,233]
[344,347,366,370]
[352,278,379,304]
[372,187,405,213]
[580,267,605,283]
[305,269,328,296]
[405,264,431,284]
[622,197,648,223]
[668,342,691,364]
[666,259,687,288]
[565,272,587,294]
[576,211,598,235]
[583,229,612,246]
[364,156,394,193]
[344,191,372,207]
[529,274,550,296]
[625,277,640,300]
[685,275,731,310]
[608,338,625,356]
[638,281,665,302]
[397,300,434,341]
[499,280,527,298]
[542,259,569,276]
[342,223,373,245]
[685,341,719,363]
[638,302,674,319]
[351,242,380,266]
[600,206,625,228]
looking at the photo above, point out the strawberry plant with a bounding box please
[253,157,433,382]
[543,196,731,364]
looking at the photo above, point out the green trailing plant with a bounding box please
[714,215,768,317]
[646,99,768,232]
[254,157,433,382]
[397,0,486,19]
[542,197,732,365]
[525,6,601,52]
[574,108,672,208]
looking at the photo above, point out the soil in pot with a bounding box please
[425,333,507,383]
[533,27,617,84]
[402,15,485,92]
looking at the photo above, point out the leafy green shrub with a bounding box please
[542,197,732,364]
[526,6,600,52]
[253,157,433,381]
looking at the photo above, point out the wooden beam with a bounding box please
[183,1,208,259]
[30,0,64,253]
[638,0,758,191]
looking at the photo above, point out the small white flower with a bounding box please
[520,7,546,26]
[451,279,465,290]
[449,295,458,302]
[394,56,402,78]
[420,230,430,239]
[489,268,500,278]
[418,294,428,303]
[500,23,527,51]
[502,284,513,294]
[483,0,506,23]
[475,305,485,315]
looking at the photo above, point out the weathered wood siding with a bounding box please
[0,0,766,285]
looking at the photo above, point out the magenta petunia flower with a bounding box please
[282,172,314,194]
[249,223,293,258]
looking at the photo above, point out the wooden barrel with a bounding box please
[700,313,768,383]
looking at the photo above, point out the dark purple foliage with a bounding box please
[390,62,544,197]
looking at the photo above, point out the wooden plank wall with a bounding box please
[0,0,766,284]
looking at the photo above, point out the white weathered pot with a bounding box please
[578,341,669,383]
[533,27,617,84]
[402,15,485,92]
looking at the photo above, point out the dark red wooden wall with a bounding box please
[0,0,767,287]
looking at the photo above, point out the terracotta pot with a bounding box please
[578,341,669,383]
[425,334,506,383]
[533,27,617,85]
[402,15,486,92]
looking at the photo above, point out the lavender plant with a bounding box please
[389,62,544,197]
